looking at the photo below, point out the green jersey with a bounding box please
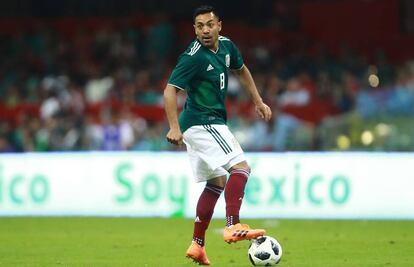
[168,36,244,133]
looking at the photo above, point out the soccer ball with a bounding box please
[248,235,282,266]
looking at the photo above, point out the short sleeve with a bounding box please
[229,42,244,70]
[168,54,199,90]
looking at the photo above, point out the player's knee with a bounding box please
[208,176,227,188]
[230,161,251,175]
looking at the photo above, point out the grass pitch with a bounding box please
[0,217,413,267]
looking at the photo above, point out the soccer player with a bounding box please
[163,5,272,265]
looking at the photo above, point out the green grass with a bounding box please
[0,218,413,267]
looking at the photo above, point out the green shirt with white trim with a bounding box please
[168,36,244,133]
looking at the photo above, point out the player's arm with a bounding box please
[163,84,183,145]
[234,65,272,121]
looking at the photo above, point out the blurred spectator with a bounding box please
[40,94,59,121]
[0,135,14,152]
[145,13,174,66]
[85,76,114,104]
[278,77,310,107]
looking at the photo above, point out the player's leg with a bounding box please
[186,175,226,265]
[223,161,265,243]
[192,175,226,247]
[225,161,250,226]
[183,126,231,264]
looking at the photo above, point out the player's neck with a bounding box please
[209,41,219,54]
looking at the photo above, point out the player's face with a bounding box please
[194,12,222,50]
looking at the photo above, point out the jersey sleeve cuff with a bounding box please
[230,64,244,71]
[167,83,186,91]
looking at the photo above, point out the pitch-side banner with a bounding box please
[0,152,413,219]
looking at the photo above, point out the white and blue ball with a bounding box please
[248,235,282,266]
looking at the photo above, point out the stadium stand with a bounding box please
[0,0,413,152]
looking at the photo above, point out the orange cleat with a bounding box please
[223,223,265,243]
[186,241,210,265]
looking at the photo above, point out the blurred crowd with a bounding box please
[1,16,414,153]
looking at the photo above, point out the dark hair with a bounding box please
[193,5,220,22]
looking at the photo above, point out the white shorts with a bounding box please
[183,124,246,182]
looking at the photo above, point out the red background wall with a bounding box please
[301,0,414,62]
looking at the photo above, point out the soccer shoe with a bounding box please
[185,241,210,265]
[223,223,266,243]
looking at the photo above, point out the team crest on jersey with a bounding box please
[225,54,230,67]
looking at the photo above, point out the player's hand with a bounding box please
[255,102,272,122]
[166,128,184,145]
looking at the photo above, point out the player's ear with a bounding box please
[217,21,222,32]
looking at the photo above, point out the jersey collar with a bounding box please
[196,38,220,54]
